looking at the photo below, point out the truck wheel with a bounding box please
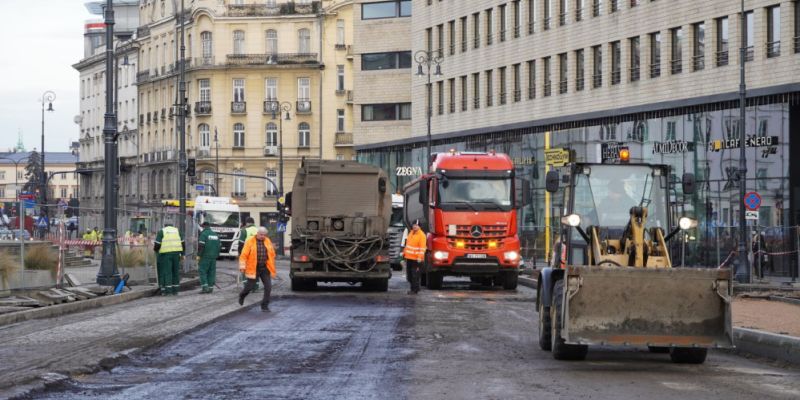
[291,277,305,291]
[376,278,389,292]
[538,299,552,351]
[669,347,707,364]
[427,271,443,290]
[502,271,518,290]
[551,280,588,361]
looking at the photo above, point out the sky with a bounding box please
[0,0,95,154]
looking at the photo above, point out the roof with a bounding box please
[0,152,78,164]
[432,152,514,171]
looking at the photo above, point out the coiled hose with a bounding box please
[312,235,385,273]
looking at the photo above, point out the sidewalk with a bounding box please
[519,273,800,365]
[0,260,290,399]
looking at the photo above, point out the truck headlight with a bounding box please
[503,251,519,261]
[433,251,449,261]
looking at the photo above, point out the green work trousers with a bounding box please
[157,252,181,294]
[199,257,217,291]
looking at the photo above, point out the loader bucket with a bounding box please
[562,266,733,348]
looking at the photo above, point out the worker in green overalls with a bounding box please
[197,221,221,294]
[238,217,259,290]
[154,223,184,296]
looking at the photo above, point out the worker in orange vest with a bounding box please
[403,219,427,295]
[238,227,276,311]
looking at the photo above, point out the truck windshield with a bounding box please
[438,178,512,211]
[572,165,668,230]
[202,211,240,228]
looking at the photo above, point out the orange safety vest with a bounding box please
[238,236,277,279]
[403,229,427,261]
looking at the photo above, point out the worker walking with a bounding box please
[197,221,221,294]
[238,217,259,290]
[403,219,427,295]
[154,223,184,296]
[238,227,276,312]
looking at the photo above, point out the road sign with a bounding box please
[544,148,570,167]
[277,222,287,233]
[195,184,206,191]
[745,210,759,221]
[744,191,762,211]
[278,196,285,205]
[18,193,35,201]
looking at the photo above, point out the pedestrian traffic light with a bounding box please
[187,158,196,177]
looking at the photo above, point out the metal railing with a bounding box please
[296,99,312,114]
[499,92,507,105]
[528,85,536,99]
[225,1,320,17]
[513,89,522,102]
[437,104,444,115]
[744,46,754,62]
[461,98,468,111]
[795,36,800,53]
[559,13,567,26]
[611,70,621,85]
[225,53,318,66]
[592,73,602,88]
[486,94,494,106]
[263,100,278,114]
[193,57,215,67]
[766,41,780,58]
[543,17,551,30]
[449,102,456,113]
[500,30,506,42]
[335,132,353,146]
[692,55,705,71]
[629,67,640,82]
[559,80,568,94]
[136,71,150,84]
[650,62,661,78]
[231,101,246,114]
[473,98,481,109]
[195,101,212,115]
[543,81,552,96]
[670,59,682,74]
[576,8,584,21]
[715,50,729,66]
[576,77,585,91]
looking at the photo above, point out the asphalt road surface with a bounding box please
[25,272,800,400]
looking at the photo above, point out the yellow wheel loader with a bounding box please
[536,162,733,363]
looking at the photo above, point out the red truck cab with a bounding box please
[403,151,528,290]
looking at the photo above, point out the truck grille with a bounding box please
[447,224,507,250]
[388,229,404,258]
[447,237,506,251]
[217,232,235,240]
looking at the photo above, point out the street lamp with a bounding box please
[39,90,55,222]
[270,101,292,256]
[736,0,750,283]
[414,50,443,167]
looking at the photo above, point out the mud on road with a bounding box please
[23,277,800,400]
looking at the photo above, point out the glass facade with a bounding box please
[359,97,799,273]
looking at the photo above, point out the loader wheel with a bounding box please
[648,346,671,354]
[501,271,518,290]
[427,271,443,290]
[538,299,552,351]
[551,280,588,361]
[669,347,707,364]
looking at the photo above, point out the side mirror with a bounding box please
[418,179,429,205]
[545,170,560,193]
[682,173,696,195]
[515,178,531,208]
[284,192,292,216]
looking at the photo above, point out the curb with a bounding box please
[0,278,200,327]
[732,327,800,365]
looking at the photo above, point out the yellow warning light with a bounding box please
[488,240,498,249]
[455,240,465,248]
[619,147,631,163]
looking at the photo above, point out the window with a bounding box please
[486,9,494,45]
[199,123,210,148]
[795,0,799,53]
[298,77,310,101]
[298,29,310,53]
[201,31,212,60]
[558,53,567,94]
[265,170,278,196]
[498,67,507,104]
[485,69,494,106]
[199,79,211,101]
[499,4,507,41]
[513,63,521,101]
[593,0,602,17]
[610,41,621,85]
[671,27,683,74]
[767,6,781,57]
[361,0,411,19]
[336,65,345,91]
[527,0,537,34]
[448,78,456,112]
[559,0,568,26]
[61,187,68,198]
[575,49,585,90]
[336,19,345,46]
[744,11,754,61]
[265,123,277,147]
[543,57,552,96]
[692,22,705,71]
[473,13,481,48]
[426,28,432,53]
[298,123,311,147]
[233,169,245,196]
[233,123,245,148]
[448,20,456,54]
[265,78,278,100]
[716,17,729,66]
[610,0,618,13]
[461,75,468,110]
[437,24,444,55]
[233,30,245,55]
[337,109,345,132]
[460,17,468,52]
[650,31,661,77]
[361,51,412,70]
[576,0,585,21]
[233,79,245,103]
[592,45,602,87]
[513,0,521,37]
[266,29,277,54]
[629,37,640,82]
[437,81,444,114]
[544,0,551,30]
[361,103,411,121]
[473,73,481,108]
[527,59,536,98]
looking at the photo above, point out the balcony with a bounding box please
[528,86,536,99]
[766,41,780,58]
[193,57,215,67]
[346,45,353,60]
[499,30,506,42]
[437,104,444,115]
[449,102,455,113]
[136,26,150,38]
[461,40,467,52]
[543,82,552,97]
[226,1,320,17]
[650,63,661,78]
[630,67,640,82]
[296,99,312,114]
[486,95,494,107]
[543,17,551,31]
[513,90,521,102]
[335,43,347,50]
[486,34,493,46]
[716,50,729,67]
[559,80,568,94]
[161,108,166,120]
[263,191,278,198]
[195,101,212,115]
[263,100,279,114]
[692,55,705,71]
[225,53,318,66]
[499,92,507,105]
[231,101,247,114]
[473,36,480,49]
[795,36,800,53]
[473,98,480,109]
[592,74,602,88]
[559,13,567,26]
[346,90,353,104]
[136,71,150,84]
[513,26,520,38]
[334,132,353,146]
[461,98,468,111]
[745,46,754,61]
[576,77,585,91]
[264,146,278,156]
[611,70,621,85]
[231,192,247,200]
[670,59,682,75]
[146,112,152,124]
[197,148,210,158]
[575,8,584,21]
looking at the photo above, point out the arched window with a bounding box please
[265,122,278,147]
[233,123,245,148]
[266,29,278,54]
[233,30,245,55]
[298,122,310,148]
[149,171,156,198]
[298,28,310,53]
[265,169,278,196]
[199,123,210,148]
[200,31,213,60]
[232,169,246,196]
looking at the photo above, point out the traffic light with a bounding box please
[276,199,284,214]
[186,158,196,177]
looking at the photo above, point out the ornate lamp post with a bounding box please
[414,50,443,166]
[736,0,750,283]
[40,91,55,222]
[270,101,292,256]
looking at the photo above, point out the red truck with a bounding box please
[403,151,528,290]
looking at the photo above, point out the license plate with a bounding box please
[466,254,487,259]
